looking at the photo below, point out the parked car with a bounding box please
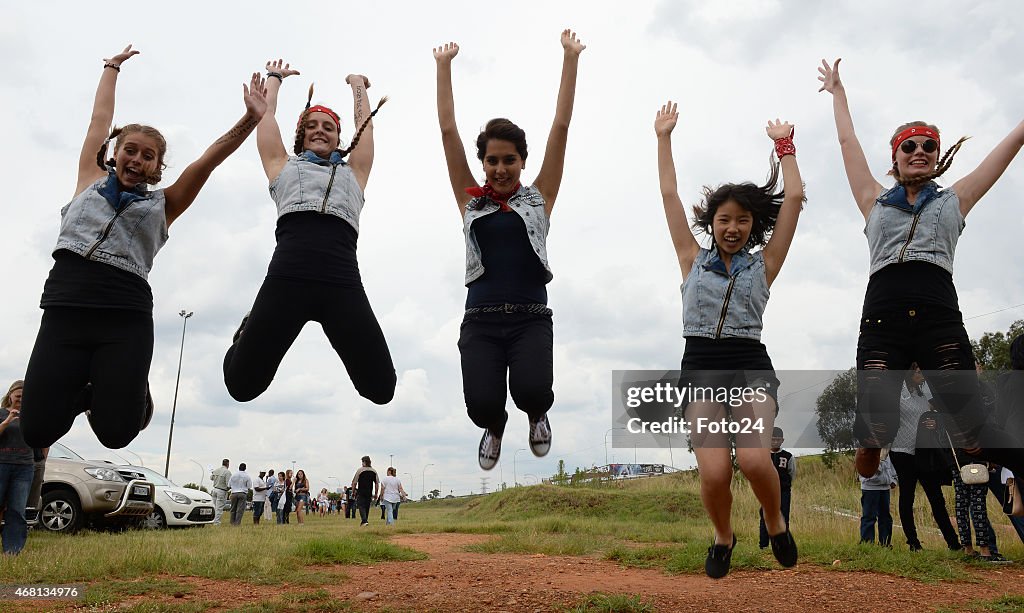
[113,465,215,529]
[33,442,154,533]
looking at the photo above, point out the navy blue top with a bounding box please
[466,210,548,308]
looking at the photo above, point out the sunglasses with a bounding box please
[899,138,939,155]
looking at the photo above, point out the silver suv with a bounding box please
[34,442,155,533]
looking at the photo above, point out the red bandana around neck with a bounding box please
[465,183,522,212]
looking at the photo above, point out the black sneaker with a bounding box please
[478,429,502,470]
[529,413,551,457]
[986,553,1012,564]
[909,543,923,552]
[769,530,798,568]
[705,534,736,579]
[232,312,250,344]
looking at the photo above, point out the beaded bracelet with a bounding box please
[266,71,284,81]
[103,62,120,72]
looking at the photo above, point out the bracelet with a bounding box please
[774,136,796,158]
[103,62,120,72]
[266,71,284,81]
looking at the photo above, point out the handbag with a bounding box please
[1005,477,1024,517]
[945,431,989,485]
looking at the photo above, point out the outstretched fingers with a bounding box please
[560,29,586,53]
[432,42,460,62]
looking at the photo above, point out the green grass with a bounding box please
[935,595,1024,612]
[564,593,654,613]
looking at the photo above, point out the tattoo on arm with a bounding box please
[354,86,366,125]
[214,117,259,146]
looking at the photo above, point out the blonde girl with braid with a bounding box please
[818,59,1024,502]
[20,45,266,450]
[223,60,396,405]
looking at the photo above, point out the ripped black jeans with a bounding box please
[855,305,1024,476]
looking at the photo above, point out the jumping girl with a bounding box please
[817,58,1024,498]
[655,101,804,578]
[223,59,395,406]
[21,45,266,449]
[433,30,585,469]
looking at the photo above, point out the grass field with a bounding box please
[1,453,1021,611]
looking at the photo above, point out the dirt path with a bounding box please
[328,533,1024,612]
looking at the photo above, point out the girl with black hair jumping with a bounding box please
[655,101,804,578]
[21,45,266,449]
[433,30,585,470]
[817,58,1024,501]
[223,60,395,405]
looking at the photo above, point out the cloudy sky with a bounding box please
[2,1,1022,496]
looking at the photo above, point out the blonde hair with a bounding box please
[96,124,168,185]
[1,379,24,409]
[887,121,968,187]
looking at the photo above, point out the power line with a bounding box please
[963,302,1024,321]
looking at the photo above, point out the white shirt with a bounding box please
[381,475,404,503]
[892,381,932,454]
[228,470,252,494]
[251,476,268,502]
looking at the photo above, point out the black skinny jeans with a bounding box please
[889,451,960,548]
[458,311,554,437]
[223,277,396,404]
[21,307,152,449]
[356,495,372,524]
[855,306,1024,477]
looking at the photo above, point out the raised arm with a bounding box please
[761,120,805,287]
[533,29,586,216]
[654,101,700,279]
[162,73,267,226]
[76,45,140,197]
[952,119,1024,216]
[434,42,476,216]
[345,74,375,191]
[256,59,298,183]
[818,59,882,220]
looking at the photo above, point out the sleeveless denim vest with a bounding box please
[681,247,769,340]
[864,182,964,276]
[463,184,552,286]
[269,151,365,233]
[53,173,168,280]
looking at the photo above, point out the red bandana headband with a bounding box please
[299,105,341,129]
[891,126,939,161]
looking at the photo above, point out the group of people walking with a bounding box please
[210,459,312,526]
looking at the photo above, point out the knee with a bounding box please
[509,384,553,414]
[93,423,141,449]
[735,449,771,478]
[358,374,396,405]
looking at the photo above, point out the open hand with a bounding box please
[561,29,586,55]
[265,59,300,79]
[766,119,794,140]
[105,44,139,67]
[817,58,842,94]
[433,42,459,63]
[243,73,268,119]
[654,100,678,137]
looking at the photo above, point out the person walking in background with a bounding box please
[280,469,294,524]
[265,467,278,522]
[952,449,994,559]
[318,488,329,518]
[210,458,231,525]
[228,463,251,526]
[251,470,268,525]
[379,467,407,525]
[759,428,795,549]
[351,456,379,526]
[859,455,897,546]
[274,471,287,524]
[344,486,355,519]
[293,469,309,524]
[0,381,34,555]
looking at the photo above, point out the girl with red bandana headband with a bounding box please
[223,60,396,407]
[433,30,585,470]
[655,101,804,578]
[20,45,266,449]
[818,58,1024,505]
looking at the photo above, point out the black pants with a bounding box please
[21,307,152,449]
[357,495,372,524]
[223,277,396,404]
[890,451,960,548]
[458,312,553,437]
[758,487,791,548]
[855,306,1024,476]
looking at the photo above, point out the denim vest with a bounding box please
[53,173,168,280]
[681,247,769,340]
[269,151,364,233]
[463,184,552,286]
[864,182,964,275]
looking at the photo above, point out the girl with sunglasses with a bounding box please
[818,58,1024,491]
[223,60,396,406]
[655,101,804,578]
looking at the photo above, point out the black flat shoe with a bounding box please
[705,534,736,579]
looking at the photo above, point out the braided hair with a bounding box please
[95,124,168,185]
[293,83,388,157]
[887,121,969,188]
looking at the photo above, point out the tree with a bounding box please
[972,319,1024,372]
[815,367,857,463]
[428,488,440,499]
[182,483,208,493]
[551,460,569,486]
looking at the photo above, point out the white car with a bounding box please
[114,465,216,529]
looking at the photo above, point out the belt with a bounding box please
[464,303,552,316]
[215,487,229,492]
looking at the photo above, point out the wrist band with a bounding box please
[266,71,284,81]
[103,62,120,72]
[774,136,796,158]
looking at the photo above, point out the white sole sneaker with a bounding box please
[478,429,502,470]
[529,414,551,457]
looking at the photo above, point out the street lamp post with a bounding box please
[188,458,205,489]
[164,310,193,478]
[421,463,434,499]
[513,448,526,487]
[404,472,414,498]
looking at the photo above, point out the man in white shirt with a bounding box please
[251,470,269,525]
[228,463,253,526]
[210,458,231,525]
[264,468,278,521]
